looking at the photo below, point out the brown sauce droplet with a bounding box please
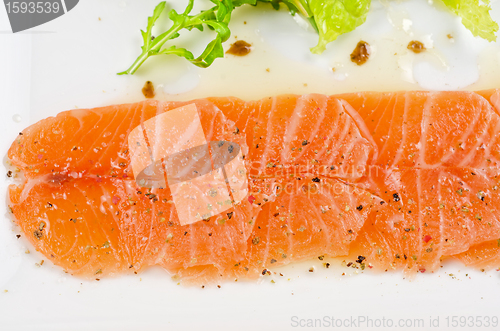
[226,40,252,56]
[142,81,155,99]
[407,40,426,54]
[350,41,370,66]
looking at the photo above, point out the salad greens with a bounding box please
[441,0,498,42]
[119,0,498,75]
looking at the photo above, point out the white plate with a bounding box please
[1,1,500,330]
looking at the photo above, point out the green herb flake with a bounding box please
[165,233,173,243]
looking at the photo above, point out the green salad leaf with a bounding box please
[441,0,498,42]
[309,0,371,54]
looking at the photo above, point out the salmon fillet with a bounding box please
[7,89,500,282]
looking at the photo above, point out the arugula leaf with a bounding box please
[441,0,498,42]
[141,2,166,54]
[119,0,234,75]
[309,0,371,54]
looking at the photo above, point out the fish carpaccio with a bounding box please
[7,89,500,284]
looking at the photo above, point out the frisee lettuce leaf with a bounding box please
[441,0,498,42]
[309,0,371,54]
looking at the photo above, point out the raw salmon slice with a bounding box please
[9,177,258,276]
[7,89,500,282]
[176,175,382,284]
[345,90,500,275]
[351,167,500,275]
[9,99,262,277]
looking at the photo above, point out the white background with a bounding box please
[1,1,500,330]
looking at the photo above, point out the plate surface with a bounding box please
[1,1,500,330]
